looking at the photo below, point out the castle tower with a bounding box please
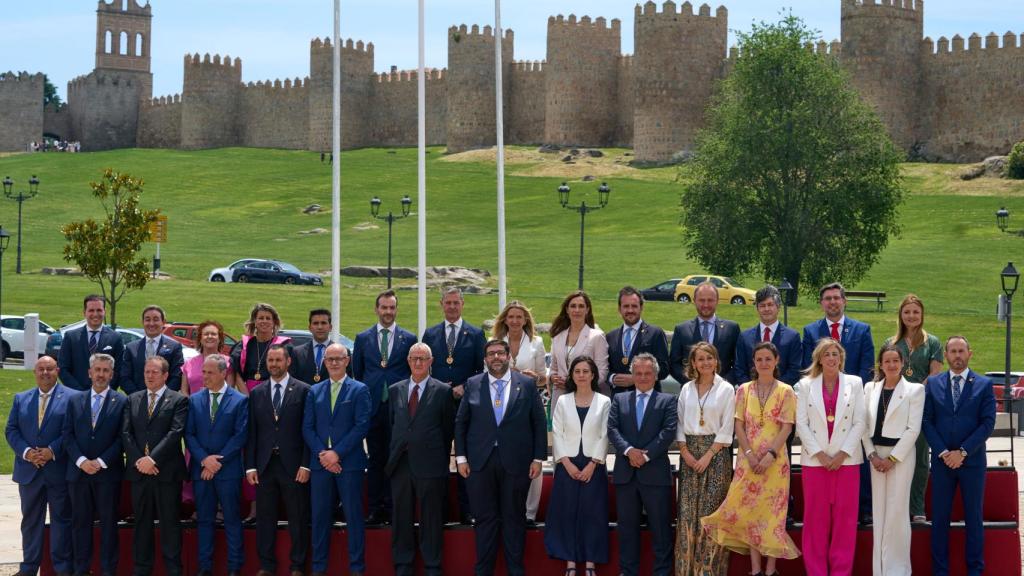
[840,0,924,150]
[446,25,513,153]
[544,15,621,146]
[180,53,242,149]
[95,0,153,102]
[633,1,728,162]
[308,38,374,151]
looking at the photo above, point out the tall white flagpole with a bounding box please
[331,0,342,342]
[495,0,507,311]
[417,0,428,337]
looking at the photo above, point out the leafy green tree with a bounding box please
[1007,141,1024,179]
[43,75,62,107]
[62,169,160,327]
[680,15,904,303]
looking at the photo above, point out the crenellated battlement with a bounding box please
[68,71,138,91]
[185,53,242,72]
[0,71,44,83]
[449,24,514,41]
[841,0,922,23]
[512,60,545,73]
[144,94,181,107]
[636,1,727,20]
[310,37,374,56]
[805,39,842,57]
[923,31,1023,55]
[97,0,151,16]
[244,77,309,92]
[373,69,446,83]
[548,14,621,31]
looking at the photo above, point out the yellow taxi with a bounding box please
[673,274,756,305]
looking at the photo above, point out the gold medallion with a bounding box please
[621,357,629,366]
[381,360,387,368]
[447,356,454,365]
[313,374,321,382]
[495,399,502,407]
[827,414,835,422]
[699,418,705,426]
[905,368,914,377]
[254,373,262,381]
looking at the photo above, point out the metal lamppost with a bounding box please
[558,181,611,290]
[0,227,10,365]
[997,207,1010,233]
[779,278,794,326]
[370,195,412,289]
[1001,262,1019,434]
[2,175,39,274]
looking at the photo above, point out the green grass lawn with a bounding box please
[0,146,1021,474]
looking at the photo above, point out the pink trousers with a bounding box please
[801,465,860,576]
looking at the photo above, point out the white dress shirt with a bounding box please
[676,375,736,445]
[73,387,111,469]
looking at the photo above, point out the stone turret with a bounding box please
[95,0,153,102]
[0,73,44,152]
[446,25,513,153]
[308,37,374,151]
[181,53,242,149]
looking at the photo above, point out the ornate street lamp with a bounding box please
[779,278,795,326]
[3,175,40,274]
[370,195,413,289]
[0,227,10,364]
[1001,262,1019,438]
[557,181,611,290]
[997,207,1010,233]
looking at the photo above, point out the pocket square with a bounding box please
[102,345,112,351]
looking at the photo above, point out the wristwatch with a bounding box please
[959,447,969,459]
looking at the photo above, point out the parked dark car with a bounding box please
[279,329,354,351]
[231,260,323,286]
[640,278,682,302]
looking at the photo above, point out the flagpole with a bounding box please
[331,0,342,342]
[417,0,427,337]
[495,0,507,312]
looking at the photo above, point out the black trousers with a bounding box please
[389,457,447,576]
[366,404,392,514]
[131,477,182,576]
[256,454,310,572]
[467,451,530,576]
[616,479,673,576]
[70,479,120,575]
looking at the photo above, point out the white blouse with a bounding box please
[506,332,547,378]
[676,374,736,445]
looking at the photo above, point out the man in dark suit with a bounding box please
[5,356,72,576]
[922,336,996,576]
[606,286,670,394]
[185,354,248,576]
[607,353,678,576]
[387,343,454,576]
[58,294,124,391]
[668,282,741,384]
[118,305,184,394]
[246,345,311,576]
[289,308,332,385]
[303,343,372,576]
[121,356,188,576]
[63,353,126,576]
[351,289,417,525]
[733,285,802,385]
[455,339,546,576]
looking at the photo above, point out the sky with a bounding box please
[4,1,1023,101]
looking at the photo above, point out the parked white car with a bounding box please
[1,315,56,359]
[209,258,261,282]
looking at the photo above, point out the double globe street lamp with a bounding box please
[370,195,413,289]
[0,227,10,364]
[557,181,611,291]
[2,175,40,274]
[1001,262,1020,429]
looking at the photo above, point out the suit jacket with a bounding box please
[606,320,670,388]
[351,324,417,414]
[58,325,124,391]
[421,320,486,386]
[5,384,72,485]
[862,377,925,464]
[185,386,248,481]
[551,392,611,463]
[121,387,188,483]
[62,388,127,482]
[922,370,996,468]
[289,340,331,386]
[801,317,875,384]
[733,324,802,385]
[386,377,454,478]
[669,317,741,384]
[302,377,371,472]
[550,325,610,395]
[795,374,867,465]
[454,372,546,475]
[607,389,677,486]
[119,334,184,394]
[245,376,311,477]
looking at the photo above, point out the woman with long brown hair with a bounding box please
[549,291,609,407]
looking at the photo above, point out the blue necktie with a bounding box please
[636,392,649,429]
[91,393,103,428]
[623,326,635,355]
[315,344,324,369]
[493,379,507,425]
[272,383,282,413]
[952,375,963,409]
[700,321,711,343]
[89,330,99,353]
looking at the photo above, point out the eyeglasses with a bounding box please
[324,356,348,363]
[485,350,508,358]
[409,356,432,363]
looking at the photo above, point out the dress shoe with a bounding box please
[460,512,475,525]
[290,571,305,576]
[195,570,212,576]
[257,571,274,576]
[366,510,390,525]
[312,572,327,576]
[227,571,241,576]
[525,518,538,528]
[859,513,873,527]
[350,572,364,576]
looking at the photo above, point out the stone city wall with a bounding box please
[137,94,181,148]
[508,61,546,144]
[0,72,44,152]
[240,78,310,150]
[368,69,447,147]
[67,71,141,151]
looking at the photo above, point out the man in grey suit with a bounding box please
[608,353,678,576]
[668,282,741,383]
[386,343,454,576]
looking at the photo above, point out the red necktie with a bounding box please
[409,384,419,419]
[830,322,840,341]
[763,327,771,342]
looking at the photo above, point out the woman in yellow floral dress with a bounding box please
[702,341,800,576]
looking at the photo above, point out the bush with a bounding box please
[1007,141,1024,179]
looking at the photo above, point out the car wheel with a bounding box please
[211,274,225,282]
[1,342,9,361]
[731,296,746,305]
[237,274,249,283]
[676,294,691,303]
[284,277,296,285]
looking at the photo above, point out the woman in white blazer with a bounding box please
[544,356,611,576]
[862,344,925,576]
[549,291,610,406]
[796,338,866,576]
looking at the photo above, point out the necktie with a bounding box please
[409,384,420,419]
[315,343,325,369]
[830,322,840,341]
[636,392,649,429]
[700,321,711,343]
[447,324,458,350]
[38,392,50,428]
[763,326,771,343]
[210,392,221,422]
[91,393,103,428]
[273,383,282,413]
[952,375,963,409]
[379,328,390,360]
[492,379,507,424]
[147,391,157,418]
[146,338,157,359]
[623,326,635,354]
[331,380,341,413]
[89,331,99,353]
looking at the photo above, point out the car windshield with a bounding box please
[277,262,301,273]
[230,260,252,269]
[723,277,737,286]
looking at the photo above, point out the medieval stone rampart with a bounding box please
[509,61,546,144]
[370,69,447,146]
[0,72,44,152]
[180,53,242,149]
[447,25,513,153]
[138,94,181,148]
[308,38,374,151]
[43,103,71,142]
[67,71,141,151]
[240,78,309,150]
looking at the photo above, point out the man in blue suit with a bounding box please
[606,286,670,394]
[62,353,126,576]
[118,305,184,394]
[351,289,416,525]
[58,295,124,391]
[607,353,678,576]
[5,355,72,576]
[455,339,546,576]
[922,336,996,576]
[184,354,249,576]
[734,285,802,385]
[303,343,372,576]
